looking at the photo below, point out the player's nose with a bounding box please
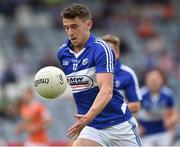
[68,28,74,36]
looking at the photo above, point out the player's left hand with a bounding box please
[67,114,90,138]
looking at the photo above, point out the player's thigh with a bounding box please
[73,138,102,146]
[107,118,142,146]
[77,126,105,146]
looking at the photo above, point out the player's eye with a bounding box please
[71,24,78,29]
[64,26,69,31]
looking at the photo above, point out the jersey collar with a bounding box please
[85,33,96,48]
[116,59,122,67]
[114,59,121,73]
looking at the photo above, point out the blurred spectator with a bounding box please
[0,62,18,87]
[119,38,131,55]
[137,17,156,39]
[0,94,9,119]
[174,40,180,64]
[137,69,178,146]
[162,1,176,21]
[138,36,168,85]
[14,87,51,146]
[45,0,63,28]
[13,57,29,80]
[134,0,171,5]
[0,86,18,122]
[174,39,180,79]
[157,50,175,76]
[28,0,46,12]
[39,50,59,69]
[13,27,31,52]
[145,35,166,54]
[140,47,157,72]
[0,0,16,19]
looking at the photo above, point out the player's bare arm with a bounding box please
[128,102,141,113]
[86,73,113,120]
[164,107,178,130]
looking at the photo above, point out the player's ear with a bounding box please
[86,20,93,30]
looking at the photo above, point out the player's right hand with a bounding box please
[67,114,90,138]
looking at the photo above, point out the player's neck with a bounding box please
[151,91,159,95]
[73,45,85,53]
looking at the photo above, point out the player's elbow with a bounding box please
[128,102,141,113]
[106,90,113,101]
[108,90,113,101]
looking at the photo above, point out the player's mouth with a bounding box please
[71,37,77,43]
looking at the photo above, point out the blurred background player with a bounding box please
[14,87,51,146]
[102,34,142,114]
[137,69,177,146]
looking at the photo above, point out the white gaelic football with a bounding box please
[34,66,67,99]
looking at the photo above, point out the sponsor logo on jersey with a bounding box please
[67,75,93,91]
[62,60,69,66]
[82,58,88,65]
[115,80,120,88]
[72,59,81,63]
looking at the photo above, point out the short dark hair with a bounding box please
[61,3,91,20]
[146,68,167,84]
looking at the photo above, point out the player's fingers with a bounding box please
[68,124,81,137]
[68,131,78,138]
[67,131,75,138]
[67,127,80,138]
[67,127,75,138]
[68,123,79,132]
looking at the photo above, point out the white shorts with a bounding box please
[78,117,142,146]
[142,131,173,146]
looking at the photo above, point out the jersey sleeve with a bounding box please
[125,71,142,102]
[162,87,175,108]
[166,95,175,108]
[93,42,115,73]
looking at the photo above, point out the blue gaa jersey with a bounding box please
[114,59,142,102]
[57,33,132,129]
[138,86,175,135]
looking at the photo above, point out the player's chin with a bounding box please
[71,41,79,47]
[71,39,79,45]
[72,43,80,48]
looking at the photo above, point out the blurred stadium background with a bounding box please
[0,0,180,146]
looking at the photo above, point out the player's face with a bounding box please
[63,17,92,50]
[146,70,164,93]
[107,42,120,59]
